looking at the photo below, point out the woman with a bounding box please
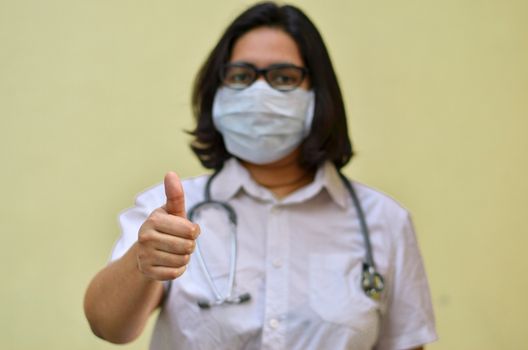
[84,2,437,349]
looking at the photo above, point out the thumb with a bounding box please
[164,172,186,217]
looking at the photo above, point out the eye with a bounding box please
[229,72,251,83]
[267,67,304,90]
[223,66,256,89]
[272,74,296,84]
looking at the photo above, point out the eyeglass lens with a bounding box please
[222,64,305,91]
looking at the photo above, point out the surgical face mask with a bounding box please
[212,80,315,164]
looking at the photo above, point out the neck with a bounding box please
[240,150,315,199]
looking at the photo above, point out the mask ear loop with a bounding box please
[338,173,385,300]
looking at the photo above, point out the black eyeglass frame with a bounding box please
[220,62,309,92]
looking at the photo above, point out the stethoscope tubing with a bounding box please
[188,200,239,305]
[187,168,385,307]
[338,172,376,269]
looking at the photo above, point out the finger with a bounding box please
[141,265,187,281]
[151,250,190,268]
[138,226,197,255]
[146,209,200,239]
[164,171,186,218]
[152,234,197,255]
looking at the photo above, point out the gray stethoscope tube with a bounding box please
[337,172,385,300]
[187,170,384,309]
[187,171,251,308]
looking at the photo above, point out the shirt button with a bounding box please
[269,318,280,329]
[272,259,283,268]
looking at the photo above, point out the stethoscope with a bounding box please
[187,170,385,309]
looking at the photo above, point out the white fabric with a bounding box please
[111,158,437,350]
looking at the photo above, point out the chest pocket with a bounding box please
[309,254,381,333]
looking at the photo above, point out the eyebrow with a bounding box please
[229,60,302,68]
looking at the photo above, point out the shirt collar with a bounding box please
[318,161,349,209]
[209,158,251,201]
[210,158,349,209]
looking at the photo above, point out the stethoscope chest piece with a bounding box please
[361,263,385,300]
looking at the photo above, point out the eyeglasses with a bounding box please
[220,62,308,91]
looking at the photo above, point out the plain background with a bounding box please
[1,0,527,349]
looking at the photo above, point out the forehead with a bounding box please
[230,27,304,67]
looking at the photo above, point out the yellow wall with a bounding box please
[1,0,527,349]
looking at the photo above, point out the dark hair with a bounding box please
[190,1,353,170]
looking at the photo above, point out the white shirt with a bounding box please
[112,158,437,350]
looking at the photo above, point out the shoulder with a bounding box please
[350,181,412,233]
[352,181,409,214]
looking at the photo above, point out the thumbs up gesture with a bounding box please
[136,172,200,281]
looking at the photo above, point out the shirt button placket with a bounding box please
[269,318,280,329]
[272,258,283,269]
[261,204,288,350]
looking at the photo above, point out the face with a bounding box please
[229,27,310,90]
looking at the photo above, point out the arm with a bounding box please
[84,172,199,343]
[83,243,164,343]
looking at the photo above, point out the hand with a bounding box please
[136,172,200,281]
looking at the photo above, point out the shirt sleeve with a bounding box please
[375,214,438,350]
[109,184,165,262]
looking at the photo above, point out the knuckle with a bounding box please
[153,207,165,214]
[138,231,154,244]
[190,224,201,239]
[169,266,186,279]
[147,212,162,227]
[180,254,190,265]
[185,240,195,254]
[177,266,187,277]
